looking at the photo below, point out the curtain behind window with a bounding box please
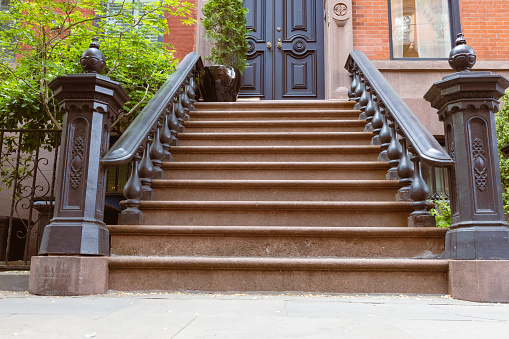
[391,0,452,58]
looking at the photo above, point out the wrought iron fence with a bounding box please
[0,129,61,267]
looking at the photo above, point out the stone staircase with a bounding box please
[107,100,449,294]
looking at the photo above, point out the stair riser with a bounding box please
[178,137,372,146]
[110,234,445,258]
[189,112,361,121]
[183,126,365,133]
[171,152,379,162]
[108,268,447,294]
[142,209,410,227]
[151,186,399,201]
[194,101,357,111]
[163,168,389,180]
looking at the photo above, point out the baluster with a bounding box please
[169,101,181,146]
[150,120,165,179]
[371,97,384,145]
[160,112,174,162]
[118,151,145,225]
[181,85,191,121]
[187,78,197,111]
[378,109,392,161]
[363,83,375,132]
[348,65,358,100]
[357,78,370,120]
[396,136,414,201]
[138,139,155,201]
[353,72,364,111]
[175,92,186,132]
[408,148,436,227]
[386,119,402,180]
[190,75,199,101]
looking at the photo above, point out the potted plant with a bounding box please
[200,0,249,102]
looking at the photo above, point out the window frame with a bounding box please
[388,0,461,60]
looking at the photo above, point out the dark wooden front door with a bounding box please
[240,0,325,100]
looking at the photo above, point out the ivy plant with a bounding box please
[202,0,249,72]
[496,91,509,214]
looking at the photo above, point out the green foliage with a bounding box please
[202,0,249,72]
[430,198,451,228]
[0,0,195,132]
[496,91,509,213]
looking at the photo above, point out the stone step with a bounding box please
[108,256,449,294]
[161,162,390,180]
[151,179,400,201]
[140,201,413,227]
[108,225,447,258]
[182,120,366,133]
[193,100,356,111]
[177,132,373,146]
[189,110,361,121]
[171,145,381,162]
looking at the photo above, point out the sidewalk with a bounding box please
[0,291,508,338]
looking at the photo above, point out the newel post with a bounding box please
[29,39,129,296]
[425,34,509,302]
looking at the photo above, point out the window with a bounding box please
[105,0,163,43]
[389,0,461,59]
[0,0,14,62]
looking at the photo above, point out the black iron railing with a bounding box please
[0,129,61,266]
[101,52,203,224]
[345,50,454,226]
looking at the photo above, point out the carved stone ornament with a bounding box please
[449,33,476,72]
[70,136,85,189]
[331,0,351,27]
[472,138,488,191]
[80,37,106,74]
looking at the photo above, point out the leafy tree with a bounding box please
[0,0,195,194]
[0,0,195,131]
[496,91,509,214]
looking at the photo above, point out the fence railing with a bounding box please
[0,129,61,266]
[345,50,454,226]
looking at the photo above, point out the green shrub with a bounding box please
[430,198,451,228]
[496,91,509,214]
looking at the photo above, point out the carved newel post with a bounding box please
[29,39,129,296]
[425,34,509,260]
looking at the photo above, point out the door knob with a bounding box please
[267,42,272,49]
[277,39,282,49]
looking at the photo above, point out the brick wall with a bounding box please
[164,0,197,61]
[352,0,391,60]
[460,0,509,61]
[352,0,509,61]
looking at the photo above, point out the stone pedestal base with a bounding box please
[445,226,509,259]
[29,256,108,296]
[408,213,436,227]
[449,260,509,302]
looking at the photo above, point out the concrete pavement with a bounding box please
[0,291,508,338]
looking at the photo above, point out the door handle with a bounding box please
[277,39,282,49]
[267,42,272,49]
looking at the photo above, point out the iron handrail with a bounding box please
[346,50,453,167]
[101,52,203,166]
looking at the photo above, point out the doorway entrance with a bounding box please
[239,0,325,100]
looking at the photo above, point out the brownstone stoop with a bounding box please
[107,100,449,294]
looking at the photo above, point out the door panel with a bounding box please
[240,0,324,100]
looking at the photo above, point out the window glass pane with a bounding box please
[391,0,452,58]
[106,0,161,44]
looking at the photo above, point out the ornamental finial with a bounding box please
[80,37,106,74]
[448,33,476,72]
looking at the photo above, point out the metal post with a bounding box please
[425,34,509,259]
[38,38,129,256]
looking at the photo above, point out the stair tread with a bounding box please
[140,200,413,210]
[184,120,365,126]
[108,225,447,237]
[178,132,372,138]
[171,145,381,152]
[109,256,449,271]
[151,179,401,187]
[162,161,389,168]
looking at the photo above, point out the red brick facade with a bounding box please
[352,0,509,61]
[164,0,197,60]
[352,0,391,60]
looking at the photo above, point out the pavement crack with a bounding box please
[170,314,198,338]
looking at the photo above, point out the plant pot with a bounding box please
[200,65,241,102]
